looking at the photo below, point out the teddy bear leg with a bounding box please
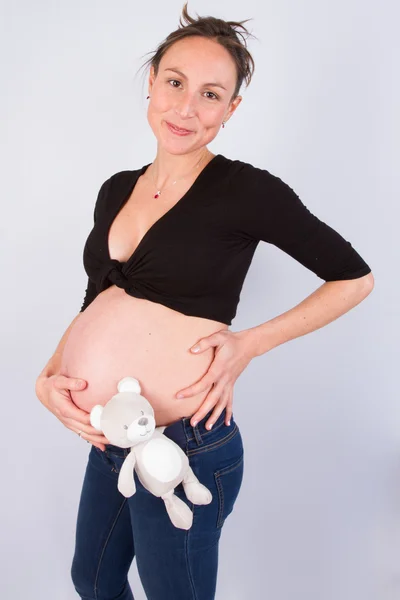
[182,467,213,505]
[161,490,193,530]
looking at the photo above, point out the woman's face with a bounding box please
[147,36,242,155]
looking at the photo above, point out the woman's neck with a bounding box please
[146,147,214,190]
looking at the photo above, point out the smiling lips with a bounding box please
[166,121,194,135]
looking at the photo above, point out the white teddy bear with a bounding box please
[90,376,212,530]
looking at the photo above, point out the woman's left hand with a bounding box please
[175,329,257,430]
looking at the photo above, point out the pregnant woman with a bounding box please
[35,5,374,600]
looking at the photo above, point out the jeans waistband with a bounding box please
[105,407,229,456]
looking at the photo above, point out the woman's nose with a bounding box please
[175,94,197,118]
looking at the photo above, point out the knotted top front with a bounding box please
[98,259,130,292]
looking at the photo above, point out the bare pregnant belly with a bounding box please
[60,286,229,426]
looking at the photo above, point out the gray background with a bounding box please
[2,0,397,598]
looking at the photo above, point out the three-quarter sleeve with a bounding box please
[234,162,372,282]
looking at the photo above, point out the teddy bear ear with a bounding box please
[117,377,141,394]
[90,405,104,431]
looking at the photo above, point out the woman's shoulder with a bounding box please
[219,154,287,195]
[91,166,145,220]
[102,165,145,188]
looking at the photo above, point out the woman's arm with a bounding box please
[244,272,374,358]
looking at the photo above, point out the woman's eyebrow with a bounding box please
[164,67,227,90]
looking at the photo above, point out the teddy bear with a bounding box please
[89,376,212,530]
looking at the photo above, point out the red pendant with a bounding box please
[154,192,160,198]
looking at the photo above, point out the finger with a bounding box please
[224,391,234,426]
[63,417,110,443]
[91,443,106,451]
[190,383,224,428]
[53,375,87,392]
[49,377,92,425]
[79,435,106,452]
[191,331,226,354]
[176,375,216,399]
[53,394,92,426]
[63,418,103,437]
[69,427,110,445]
[71,429,109,449]
[66,422,108,451]
[204,390,231,430]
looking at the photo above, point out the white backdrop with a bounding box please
[2,1,397,599]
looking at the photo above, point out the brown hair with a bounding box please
[139,2,256,103]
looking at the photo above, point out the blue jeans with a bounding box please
[71,407,244,600]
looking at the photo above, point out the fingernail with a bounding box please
[208,423,213,430]
[227,421,231,426]
[192,421,198,427]
[192,345,200,353]
[177,394,184,399]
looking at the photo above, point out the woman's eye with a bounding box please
[167,80,218,100]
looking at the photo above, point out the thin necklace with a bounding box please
[149,151,210,199]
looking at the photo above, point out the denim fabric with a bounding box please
[71,407,244,600]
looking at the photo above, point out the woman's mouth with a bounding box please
[165,121,194,136]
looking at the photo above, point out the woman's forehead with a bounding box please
[159,38,236,79]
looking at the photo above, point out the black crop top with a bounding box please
[79,153,371,325]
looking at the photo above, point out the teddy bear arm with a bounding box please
[117,450,137,497]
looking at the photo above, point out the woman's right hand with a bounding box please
[36,374,110,451]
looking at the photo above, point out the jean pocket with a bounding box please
[92,446,121,474]
[214,452,244,529]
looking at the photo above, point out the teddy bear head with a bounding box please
[89,377,156,448]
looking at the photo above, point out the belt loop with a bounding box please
[183,417,203,446]
[193,423,203,445]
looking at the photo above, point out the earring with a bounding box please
[146,95,150,99]
[222,121,225,128]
